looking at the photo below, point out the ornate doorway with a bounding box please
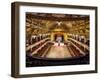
[54,34,64,42]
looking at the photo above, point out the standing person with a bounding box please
[56,36,62,46]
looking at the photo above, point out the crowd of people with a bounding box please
[26,33,50,47]
[68,34,89,46]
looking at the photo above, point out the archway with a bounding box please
[54,34,64,42]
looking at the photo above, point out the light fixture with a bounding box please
[56,21,62,26]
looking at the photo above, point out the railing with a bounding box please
[69,41,86,55]
[68,38,89,50]
[30,41,51,56]
[26,38,50,51]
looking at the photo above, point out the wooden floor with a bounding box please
[45,43,72,58]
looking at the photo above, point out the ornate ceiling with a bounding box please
[26,13,89,38]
